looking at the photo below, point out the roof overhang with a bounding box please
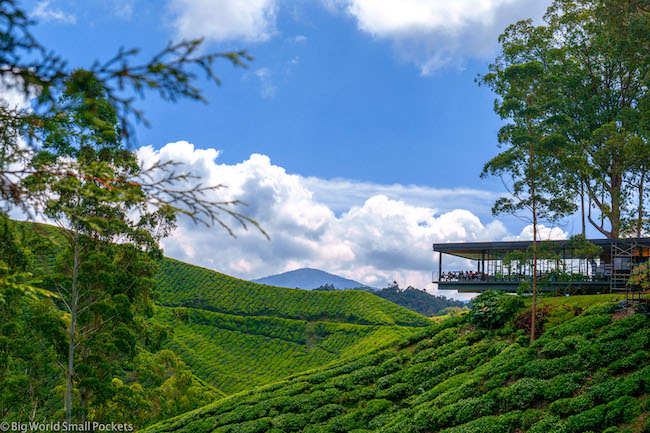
[432,238,650,260]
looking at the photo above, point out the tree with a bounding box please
[24,74,177,422]
[493,1,650,239]
[0,216,65,422]
[479,20,577,341]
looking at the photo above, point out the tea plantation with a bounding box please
[151,258,433,395]
[155,307,419,395]
[144,300,650,433]
[155,258,432,327]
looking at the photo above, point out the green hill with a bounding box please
[144,297,650,433]
[373,285,467,317]
[16,221,430,397]
[155,258,432,327]
[153,259,430,394]
[155,307,417,395]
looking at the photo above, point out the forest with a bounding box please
[314,282,468,317]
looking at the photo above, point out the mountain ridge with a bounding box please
[252,267,371,290]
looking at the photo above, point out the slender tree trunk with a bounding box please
[581,181,586,236]
[529,137,538,344]
[65,228,80,423]
[611,173,623,239]
[637,168,645,238]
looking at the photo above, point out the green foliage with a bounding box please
[629,260,650,289]
[481,0,650,239]
[142,300,650,433]
[373,284,466,317]
[469,290,525,329]
[18,219,429,405]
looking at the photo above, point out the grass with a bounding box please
[151,257,432,395]
[530,293,649,309]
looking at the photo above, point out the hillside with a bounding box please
[144,296,650,433]
[156,259,431,327]
[152,260,430,394]
[155,307,417,395]
[17,221,431,398]
[252,268,368,290]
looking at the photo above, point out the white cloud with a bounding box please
[302,176,499,219]
[113,0,134,19]
[31,1,76,24]
[136,142,535,301]
[169,0,277,42]
[326,0,551,73]
[508,224,568,241]
[0,76,33,111]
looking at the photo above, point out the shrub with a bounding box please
[543,306,582,333]
[377,382,413,400]
[548,395,591,417]
[310,404,344,423]
[469,291,524,329]
[502,378,544,410]
[543,373,586,400]
[564,396,637,432]
[271,413,307,432]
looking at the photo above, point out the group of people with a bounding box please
[440,271,486,282]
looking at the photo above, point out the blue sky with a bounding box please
[17,0,577,298]
[26,0,511,188]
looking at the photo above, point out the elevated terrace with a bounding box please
[432,238,650,293]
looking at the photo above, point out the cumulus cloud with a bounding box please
[31,1,76,24]
[508,224,568,241]
[169,0,277,42]
[135,142,541,301]
[325,0,551,73]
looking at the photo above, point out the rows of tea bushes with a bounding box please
[145,301,650,433]
[155,259,432,327]
[155,307,418,395]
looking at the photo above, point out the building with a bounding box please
[432,238,650,294]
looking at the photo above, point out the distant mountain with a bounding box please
[252,268,369,290]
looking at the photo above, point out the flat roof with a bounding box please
[432,238,650,260]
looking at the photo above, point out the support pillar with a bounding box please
[481,250,485,280]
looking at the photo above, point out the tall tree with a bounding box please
[480,20,576,342]
[482,0,650,240]
[25,73,175,422]
[543,0,649,238]
[0,0,261,234]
